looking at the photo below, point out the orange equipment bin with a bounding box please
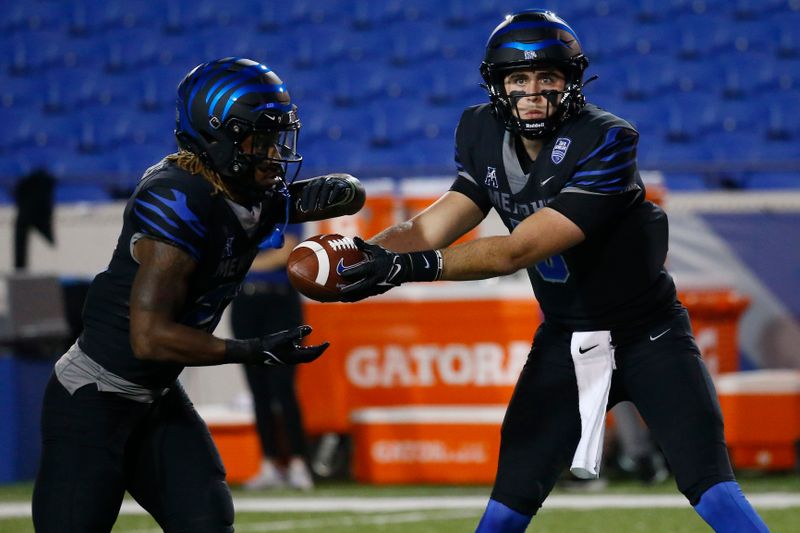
[198,407,261,484]
[297,284,540,435]
[351,406,504,484]
[678,289,750,376]
[716,370,800,471]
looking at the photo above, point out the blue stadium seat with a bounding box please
[54,183,111,203]
[0,2,71,32]
[748,172,800,189]
[0,0,797,189]
[662,173,709,191]
[40,69,101,113]
[0,185,12,204]
[0,154,33,188]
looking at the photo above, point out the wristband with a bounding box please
[224,338,261,364]
[406,249,443,282]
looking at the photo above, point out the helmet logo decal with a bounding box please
[551,138,571,164]
[524,50,537,59]
[485,167,499,188]
[209,116,221,129]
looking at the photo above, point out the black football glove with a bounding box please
[339,238,442,302]
[225,325,329,365]
[297,174,361,213]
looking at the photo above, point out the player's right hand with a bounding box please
[339,238,410,302]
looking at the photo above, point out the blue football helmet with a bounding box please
[175,57,302,199]
[481,10,589,139]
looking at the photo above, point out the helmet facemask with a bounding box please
[221,111,303,201]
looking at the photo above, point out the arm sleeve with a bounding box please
[130,182,210,261]
[448,110,493,215]
[547,127,643,236]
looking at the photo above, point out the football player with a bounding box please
[341,11,769,533]
[32,58,364,532]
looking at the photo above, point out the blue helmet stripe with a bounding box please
[205,71,247,105]
[187,60,234,120]
[205,63,271,105]
[497,39,570,52]
[221,84,287,120]
[183,59,235,135]
[492,21,579,42]
[207,65,265,118]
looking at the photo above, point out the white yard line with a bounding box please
[3,493,800,519]
[130,509,481,533]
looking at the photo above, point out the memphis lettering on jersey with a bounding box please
[487,189,549,217]
[346,341,529,388]
[214,247,258,278]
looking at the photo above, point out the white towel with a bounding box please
[569,330,615,479]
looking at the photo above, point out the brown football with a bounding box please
[287,234,367,302]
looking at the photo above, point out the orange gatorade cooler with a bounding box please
[716,370,800,471]
[315,177,397,240]
[351,406,505,484]
[198,406,261,484]
[297,284,539,435]
[679,289,750,375]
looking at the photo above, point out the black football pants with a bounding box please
[492,307,735,515]
[32,377,234,533]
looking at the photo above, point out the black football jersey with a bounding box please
[451,103,677,331]
[79,159,284,388]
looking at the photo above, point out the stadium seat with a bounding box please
[0,185,11,204]
[1,0,797,190]
[746,173,800,189]
[662,173,709,191]
[54,183,111,203]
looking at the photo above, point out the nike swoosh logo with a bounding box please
[578,344,598,354]
[336,257,367,275]
[649,329,671,341]
[541,175,556,185]
[422,255,430,269]
[378,263,403,286]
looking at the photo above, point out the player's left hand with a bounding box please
[297,174,359,213]
[339,238,411,302]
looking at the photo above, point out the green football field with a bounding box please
[1,473,798,532]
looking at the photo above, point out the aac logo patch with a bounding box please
[551,137,571,165]
[485,167,498,188]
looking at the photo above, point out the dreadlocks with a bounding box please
[165,151,232,198]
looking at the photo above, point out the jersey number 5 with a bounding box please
[509,217,570,283]
[535,255,570,283]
